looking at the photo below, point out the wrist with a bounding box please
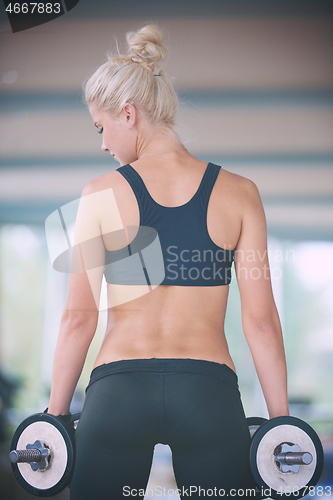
[47,405,71,416]
[268,408,290,419]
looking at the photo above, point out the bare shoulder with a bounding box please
[76,170,125,237]
[80,169,124,197]
[218,168,259,195]
[217,168,262,211]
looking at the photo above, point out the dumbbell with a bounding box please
[247,416,324,499]
[9,412,80,497]
[10,412,324,498]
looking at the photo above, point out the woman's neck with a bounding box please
[135,125,183,160]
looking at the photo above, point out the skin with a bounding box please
[48,102,289,419]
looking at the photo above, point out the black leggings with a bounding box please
[70,358,257,500]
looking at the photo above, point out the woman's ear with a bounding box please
[122,102,137,129]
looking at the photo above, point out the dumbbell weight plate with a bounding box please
[10,413,75,497]
[249,416,324,499]
[247,417,268,438]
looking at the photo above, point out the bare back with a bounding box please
[88,151,247,371]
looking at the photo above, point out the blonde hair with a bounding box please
[84,25,179,135]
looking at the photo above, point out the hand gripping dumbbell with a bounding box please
[9,411,80,497]
[247,416,324,499]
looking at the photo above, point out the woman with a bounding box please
[48,25,289,499]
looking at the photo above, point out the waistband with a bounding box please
[86,358,238,392]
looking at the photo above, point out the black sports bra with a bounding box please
[104,162,235,286]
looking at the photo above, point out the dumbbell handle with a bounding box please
[275,451,313,466]
[10,449,43,464]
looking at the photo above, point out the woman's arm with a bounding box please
[235,179,289,419]
[48,183,106,415]
[47,274,100,415]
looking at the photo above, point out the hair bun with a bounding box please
[127,25,167,66]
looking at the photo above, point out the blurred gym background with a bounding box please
[0,1,332,498]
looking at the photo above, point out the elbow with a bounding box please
[242,296,281,334]
[61,309,98,335]
[242,311,281,339]
[252,319,275,334]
